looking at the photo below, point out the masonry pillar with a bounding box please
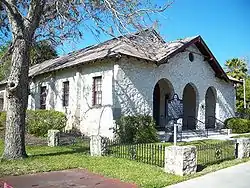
[48,130,60,147]
[90,135,102,156]
[165,145,197,176]
[236,138,250,159]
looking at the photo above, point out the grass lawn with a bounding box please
[231,133,250,139]
[1,139,249,188]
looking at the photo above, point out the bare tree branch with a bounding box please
[25,0,45,36]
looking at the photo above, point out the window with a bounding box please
[40,86,47,109]
[63,81,69,107]
[189,52,194,62]
[0,98,4,111]
[93,76,102,106]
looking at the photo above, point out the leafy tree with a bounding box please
[30,41,57,66]
[225,58,249,110]
[225,58,248,80]
[0,41,57,81]
[237,76,250,109]
[0,0,170,159]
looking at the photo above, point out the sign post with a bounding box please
[173,122,177,145]
[167,93,183,145]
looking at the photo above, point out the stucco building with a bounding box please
[0,29,238,139]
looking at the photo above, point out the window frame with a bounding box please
[189,52,194,62]
[93,76,102,106]
[40,86,47,109]
[63,81,69,107]
[0,97,4,111]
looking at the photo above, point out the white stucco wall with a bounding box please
[114,45,236,130]
[28,61,115,138]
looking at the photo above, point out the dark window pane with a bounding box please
[40,86,47,109]
[63,81,69,106]
[0,98,4,111]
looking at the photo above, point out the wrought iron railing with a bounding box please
[207,116,225,129]
[196,140,236,168]
[104,140,165,167]
[207,116,224,125]
[187,116,208,138]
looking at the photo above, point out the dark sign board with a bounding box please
[168,93,183,121]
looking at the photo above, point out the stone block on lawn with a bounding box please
[164,145,197,176]
[236,138,250,159]
[48,130,60,147]
[90,135,102,156]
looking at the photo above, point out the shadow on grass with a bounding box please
[30,147,90,157]
[180,139,226,146]
[197,158,236,172]
[197,164,206,172]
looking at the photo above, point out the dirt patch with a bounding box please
[0,128,47,146]
[0,128,88,147]
[0,169,138,188]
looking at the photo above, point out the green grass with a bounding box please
[0,139,249,188]
[231,133,250,139]
[0,140,184,188]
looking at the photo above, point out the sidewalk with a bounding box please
[167,161,250,188]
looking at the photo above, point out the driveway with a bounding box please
[167,161,250,188]
[0,169,137,188]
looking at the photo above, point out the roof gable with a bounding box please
[156,36,229,82]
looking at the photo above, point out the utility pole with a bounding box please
[243,78,246,109]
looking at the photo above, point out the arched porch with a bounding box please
[205,86,217,129]
[182,83,198,130]
[153,78,174,131]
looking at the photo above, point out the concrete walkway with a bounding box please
[167,161,250,188]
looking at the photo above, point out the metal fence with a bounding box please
[196,140,236,168]
[104,140,165,167]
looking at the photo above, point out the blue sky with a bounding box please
[58,0,250,68]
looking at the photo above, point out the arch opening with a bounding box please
[182,83,198,130]
[205,87,216,129]
[153,79,174,131]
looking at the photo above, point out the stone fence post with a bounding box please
[165,145,197,176]
[90,135,102,156]
[48,129,60,147]
[90,135,110,156]
[236,138,250,159]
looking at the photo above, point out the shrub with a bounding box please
[0,110,66,136]
[26,110,66,137]
[225,117,250,133]
[0,111,6,127]
[114,115,158,144]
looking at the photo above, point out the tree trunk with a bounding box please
[2,38,30,159]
